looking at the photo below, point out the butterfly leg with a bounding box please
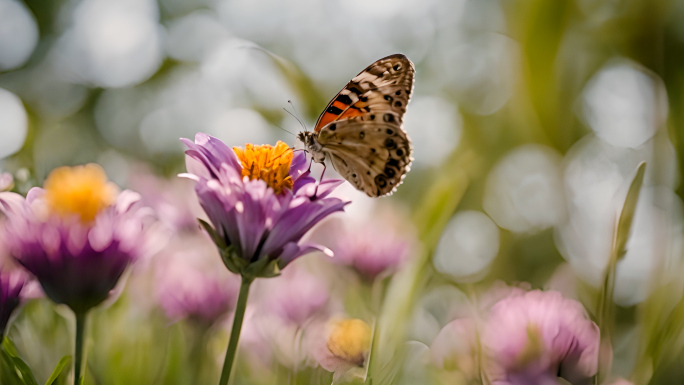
[313,163,327,199]
[320,163,327,182]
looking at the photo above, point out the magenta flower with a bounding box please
[481,289,600,385]
[0,165,150,314]
[0,269,26,338]
[181,134,348,279]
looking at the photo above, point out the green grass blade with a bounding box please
[11,356,38,385]
[614,162,647,261]
[45,355,72,385]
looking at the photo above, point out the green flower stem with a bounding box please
[219,276,253,385]
[74,311,87,385]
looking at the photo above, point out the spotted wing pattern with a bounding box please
[316,111,412,197]
[314,54,415,132]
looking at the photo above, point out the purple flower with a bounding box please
[0,269,26,338]
[155,234,240,326]
[481,289,600,385]
[181,134,348,279]
[0,164,151,314]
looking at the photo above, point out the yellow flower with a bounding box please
[233,141,293,195]
[44,164,118,223]
[327,318,372,367]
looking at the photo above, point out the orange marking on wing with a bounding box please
[332,101,348,110]
[339,108,364,119]
[316,113,337,130]
[315,102,367,132]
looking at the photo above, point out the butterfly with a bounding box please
[298,54,414,197]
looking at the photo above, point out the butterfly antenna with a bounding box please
[274,123,296,137]
[285,100,308,132]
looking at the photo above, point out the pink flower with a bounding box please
[129,166,202,233]
[481,290,600,385]
[243,263,335,369]
[155,234,239,326]
[0,172,13,192]
[328,216,413,282]
[257,263,329,326]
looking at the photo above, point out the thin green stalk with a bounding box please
[219,276,253,385]
[594,234,619,385]
[365,278,385,383]
[74,312,87,385]
[595,163,645,384]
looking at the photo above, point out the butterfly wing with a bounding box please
[316,112,412,197]
[314,54,415,131]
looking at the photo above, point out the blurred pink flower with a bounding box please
[0,165,153,314]
[481,289,600,385]
[129,166,202,233]
[329,217,413,282]
[230,307,275,372]
[155,234,239,326]
[257,263,329,327]
[244,263,336,369]
[0,172,13,192]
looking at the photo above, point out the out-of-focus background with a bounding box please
[1,0,684,384]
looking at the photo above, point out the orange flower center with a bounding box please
[327,318,372,367]
[233,141,294,195]
[44,164,118,223]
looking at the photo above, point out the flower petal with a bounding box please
[0,192,31,215]
[289,151,310,180]
[278,242,333,267]
[260,199,347,258]
[182,133,242,180]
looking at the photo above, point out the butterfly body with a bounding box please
[299,54,415,197]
